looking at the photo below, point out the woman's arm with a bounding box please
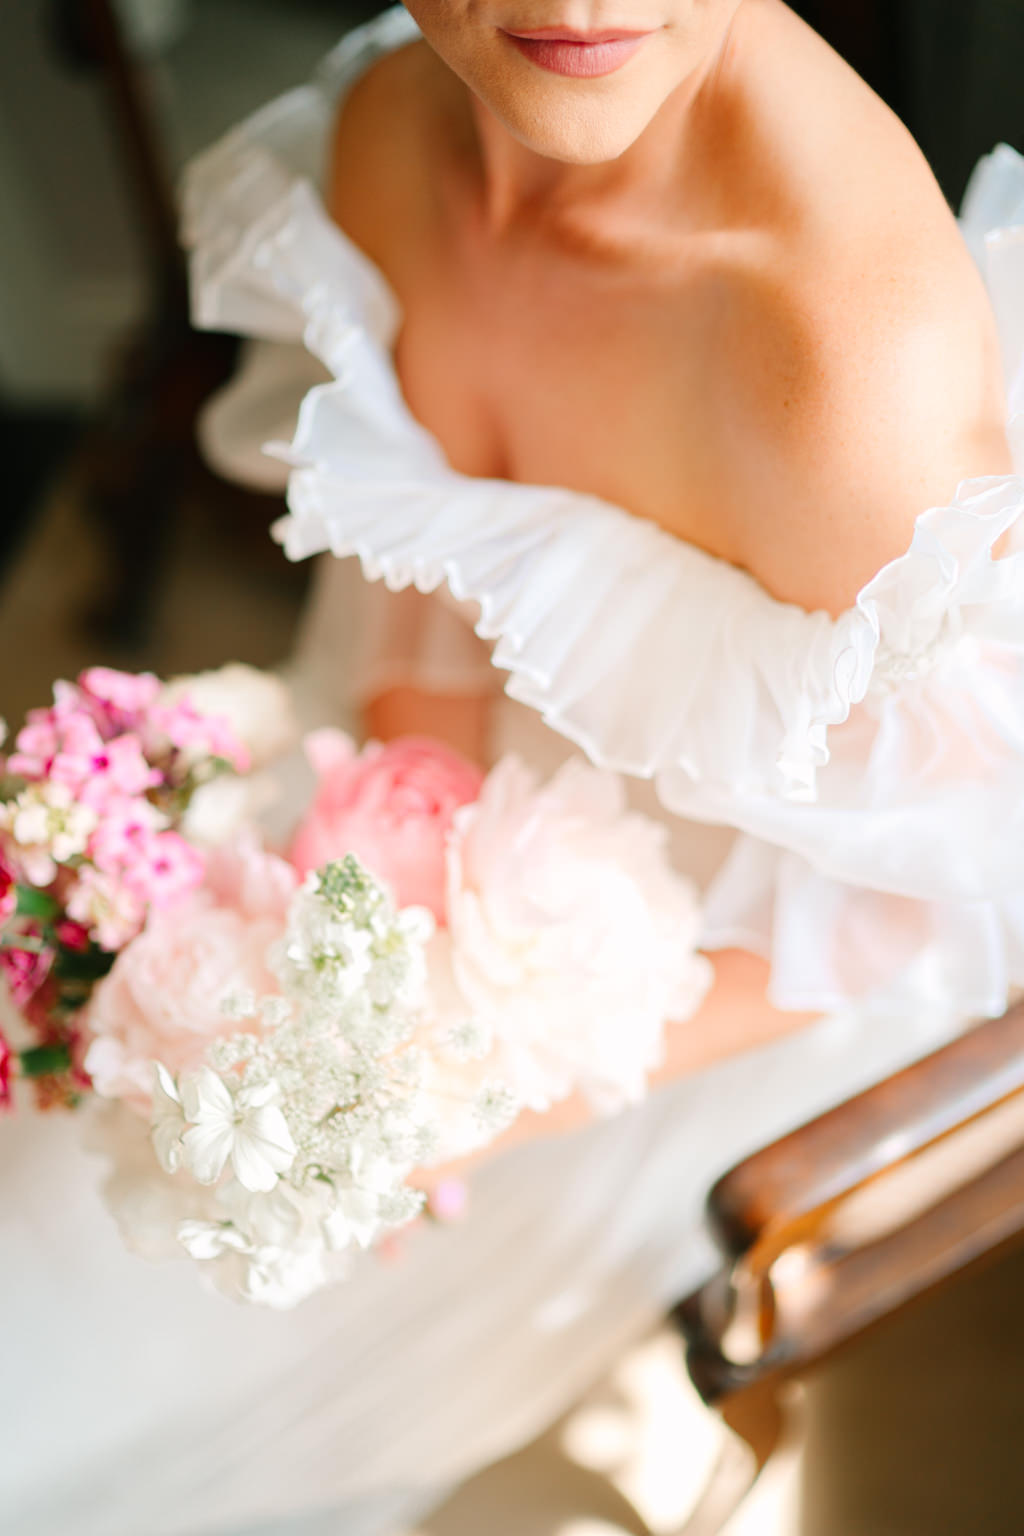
[423,951,818,1184]
[364,685,492,765]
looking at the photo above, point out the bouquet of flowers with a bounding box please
[0,665,711,1308]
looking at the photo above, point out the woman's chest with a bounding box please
[388,231,740,560]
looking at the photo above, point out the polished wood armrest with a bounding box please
[677,1002,1024,1407]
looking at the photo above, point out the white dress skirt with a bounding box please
[5,9,1024,1534]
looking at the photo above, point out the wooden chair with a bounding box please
[672,1002,1024,1533]
[52,0,303,650]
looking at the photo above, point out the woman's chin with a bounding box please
[479,84,663,165]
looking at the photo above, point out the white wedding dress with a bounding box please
[5,9,1024,1535]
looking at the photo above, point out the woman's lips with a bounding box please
[503,29,652,77]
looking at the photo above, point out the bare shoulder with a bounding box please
[705,0,1010,615]
[326,38,441,269]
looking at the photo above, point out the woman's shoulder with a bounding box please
[704,1,1011,614]
[326,36,449,277]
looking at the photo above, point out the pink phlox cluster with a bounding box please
[10,687,161,807]
[145,698,251,776]
[48,718,160,809]
[69,817,206,952]
[0,667,234,952]
[78,666,163,730]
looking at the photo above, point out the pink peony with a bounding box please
[84,840,298,1108]
[289,732,484,921]
[440,756,713,1114]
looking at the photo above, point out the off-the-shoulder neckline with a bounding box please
[299,7,1021,632]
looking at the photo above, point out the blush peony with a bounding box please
[441,756,713,1114]
[289,731,484,921]
[84,839,298,1109]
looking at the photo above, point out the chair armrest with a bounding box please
[677,1003,1024,1405]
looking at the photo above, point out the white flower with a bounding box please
[177,1218,252,1261]
[151,1063,186,1173]
[180,1067,297,1192]
[217,1176,326,1247]
[240,1243,329,1310]
[1,782,97,884]
[323,1147,401,1251]
[163,664,298,768]
[180,772,280,848]
[442,756,714,1114]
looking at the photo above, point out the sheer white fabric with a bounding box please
[4,10,1024,1535]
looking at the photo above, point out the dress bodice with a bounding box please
[183,6,1024,1019]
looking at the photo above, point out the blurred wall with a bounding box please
[0,0,371,407]
[0,2,146,403]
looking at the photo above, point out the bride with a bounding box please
[4,3,1024,1532]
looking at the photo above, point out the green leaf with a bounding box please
[54,946,115,984]
[15,885,59,922]
[20,1042,72,1079]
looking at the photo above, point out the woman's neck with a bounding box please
[463,42,731,237]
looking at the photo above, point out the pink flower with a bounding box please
[48,717,161,808]
[0,932,55,1008]
[88,798,167,873]
[290,732,485,921]
[124,830,206,908]
[0,1028,11,1109]
[55,919,91,953]
[147,700,250,773]
[203,833,299,922]
[78,667,162,729]
[88,802,205,912]
[8,714,62,778]
[0,846,16,925]
[84,840,296,1107]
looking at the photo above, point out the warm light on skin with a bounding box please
[401,1,744,167]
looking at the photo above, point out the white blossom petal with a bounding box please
[180,1065,234,1122]
[182,1119,235,1185]
[150,1062,185,1174]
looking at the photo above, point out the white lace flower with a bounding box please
[180,1067,297,1192]
[151,1063,186,1173]
[323,1146,407,1251]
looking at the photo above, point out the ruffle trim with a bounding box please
[703,832,1024,1025]
[181,22,1024,804]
